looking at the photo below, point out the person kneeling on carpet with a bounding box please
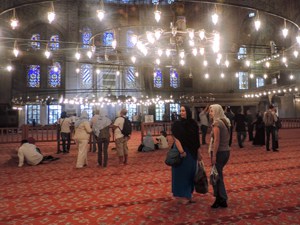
[17,137,59,167]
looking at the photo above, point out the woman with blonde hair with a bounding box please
[74,111,92,168]
[209,104,231,208]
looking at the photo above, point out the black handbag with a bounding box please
[165,143,182,167]
[194,161,208,194]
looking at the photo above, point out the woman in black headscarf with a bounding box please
[171,105,202,204]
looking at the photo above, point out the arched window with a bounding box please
[154,69,163,88]
[48,62,61,88]
[50,35,59,50]
[80,64,93,88]
[82,27,92,49]
[27,65,40,88]
[31,34,40,49]
[170,68,179,88]
[103,31,114,46]
[238,72,248,89]
[126,66,136,88]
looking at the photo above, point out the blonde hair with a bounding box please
[209,104,231,127]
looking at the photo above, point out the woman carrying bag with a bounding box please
[171,105,202,204]
[208,104,231,208]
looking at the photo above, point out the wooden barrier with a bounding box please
[141,122,172,142]
[1,119,299,146]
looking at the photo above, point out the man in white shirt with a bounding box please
[18,138,59,167]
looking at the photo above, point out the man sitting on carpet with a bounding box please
[17,137,59,167]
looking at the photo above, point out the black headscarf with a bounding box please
[171,105,200,159]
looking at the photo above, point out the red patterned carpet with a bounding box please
[1,129,300,224]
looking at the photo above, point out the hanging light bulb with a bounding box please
[6,65,13,72]
[112,39,117,49]
[254,11,261,31]
[199,47,205,55]
[44,43,51,59]
[220,73,225,78]
[166,49,171,57]
[154,29,162,40]
[265,61,270,68]
[13,40,19,57]
[263,73,268,79]
[199,29,205,40]
[212,13,218,25]
[297,34,300,45]
[76,67,80,74]
[211,5,218,25]
[282,20,288,38]
[131,56,136,63]
[116,70,120,76]
[48,2,55,24]
[245,60,251,67]
[96,69,101,74]
[97,9,105,21]
[225,59,229,68]
[135,72,139,77]
[86,50,92,59]
[293,50,299,58]
[155,58,160,65]
[75,47,81,60]
[204,73,209,79]
[154,9,161,23]
[10,9,19,30]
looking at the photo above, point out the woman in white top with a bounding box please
[74,111,92,168]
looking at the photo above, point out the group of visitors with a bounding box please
[199,105,281,152]
[16,103,281,210]
[17,108,131,169]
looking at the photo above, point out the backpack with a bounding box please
[264,111,274,126]
[120,117,132,137]
[275,117,282,129]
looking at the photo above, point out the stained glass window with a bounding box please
[82,27,92,49]
[48,62,61,88]
[126,66,136,88]
[170,68,179,88]
[127,30,135,48]
[50,35,59,50]
[154,69,163,88]
[238,72,248,89]
[103,31,114,46]
[27,65,40,88]
[80,64,93,88]
[31,34,40,49]
[256,77,264,88]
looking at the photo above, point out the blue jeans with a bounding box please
[212,151,230,201]
[60,132,70,152]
